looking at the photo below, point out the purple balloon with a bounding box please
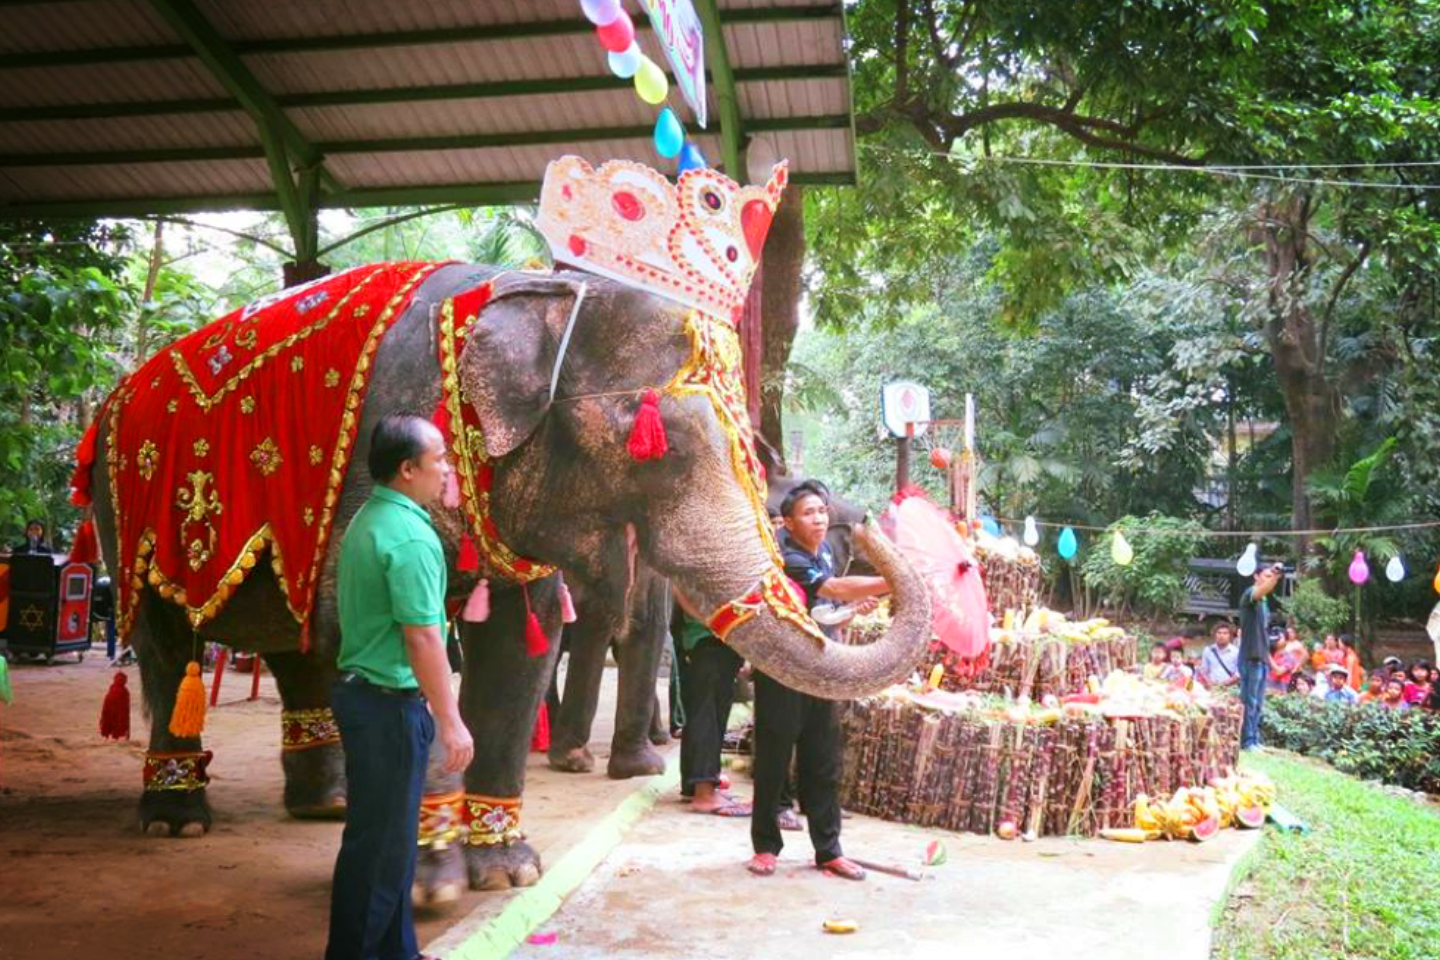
[677,142,707,173]
[579,0,623,26]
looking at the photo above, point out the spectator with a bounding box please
[1357,670,1389,705]
[1142,643,1168,682]
[1340,635,1364,691]
[1289,673,1315,697]
[1323,664,1359,705]
[1161,639,1193,689]
[1382,655,1403,674]
[1310,634,1346,671]
[1379,676,1410,711]
[1198,622,1240,690]
[11,519,52,555]
[1402,662,1432,707]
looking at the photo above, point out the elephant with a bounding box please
[89,263,932,896]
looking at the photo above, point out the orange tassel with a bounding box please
[626,389,668,461]
[168,661,207,738]
[457,533,480,573]
[99,672,130,740]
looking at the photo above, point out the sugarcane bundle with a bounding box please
[839,687,1242,840]
[973,539,1042,616]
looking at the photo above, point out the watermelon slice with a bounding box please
[1235,805,1266,829]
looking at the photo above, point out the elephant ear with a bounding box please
[459,277,584,459]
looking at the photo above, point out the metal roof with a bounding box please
[0,0,855,219]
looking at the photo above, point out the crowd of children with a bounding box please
[1142,622,1439,712]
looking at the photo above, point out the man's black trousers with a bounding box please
[749,671,843,864]
[326,678,432,960]
[679,636,742,792]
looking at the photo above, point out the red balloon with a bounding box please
[595,11,635,53]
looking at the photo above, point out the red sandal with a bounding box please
[746,852,778,876]
[819,857,866,881]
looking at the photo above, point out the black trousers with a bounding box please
[679,636,742,792]
[750,671,843,864]
[326,679,432,960]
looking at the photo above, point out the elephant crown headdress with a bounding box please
[536,155,789,324]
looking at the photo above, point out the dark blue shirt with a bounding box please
[779,529,835,612]
[1238,586,1270,662]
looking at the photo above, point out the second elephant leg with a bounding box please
[606,580,669,780]
[262,649,346,819]
[547,623,607,773]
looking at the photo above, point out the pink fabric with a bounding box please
[461,579,490,623]
[884,495,990,659]
[559,583,577,624]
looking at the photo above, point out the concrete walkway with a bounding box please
[484,781,1260,960]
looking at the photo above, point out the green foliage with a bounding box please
[1215,752,1440,960]
[1278,578,1352,640]
[1260,695,1440,795]
[1076,514,1207,617]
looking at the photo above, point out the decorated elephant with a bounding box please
[80,259,932,896]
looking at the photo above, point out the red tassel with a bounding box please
[431,397,452,441]
[99,672,130,740]
[523,584,548,658]
[530,702,550,753]
[457,533,480,573]
[626,389,668,461]
[69,519,99,565]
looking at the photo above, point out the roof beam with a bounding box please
[695,0,745,181]
[0,171,855,220]
[144,0,339,194]
[2,4,842,70]
[0,116,851,167]
[0,64,849,123]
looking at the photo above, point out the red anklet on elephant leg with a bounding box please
[463,794,523,846]
[418,790,464,849]
[143,750,213,793]
[280,707,340,751]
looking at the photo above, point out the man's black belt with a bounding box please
[338,672,423,699]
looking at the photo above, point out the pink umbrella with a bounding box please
[882,492,991,661]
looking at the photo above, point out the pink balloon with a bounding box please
[1348,550,1370,585]
[596,10,635,53]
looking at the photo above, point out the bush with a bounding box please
[1279,577,1351,639]
[1260,694,1440,794]
[1078,513,1206,617]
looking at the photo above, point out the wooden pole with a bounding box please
[896,421,913,493]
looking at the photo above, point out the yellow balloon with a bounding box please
[1111,530,1134,567]
[634,56,669,105]
[1433,562,1440,595]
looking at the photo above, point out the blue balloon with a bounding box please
[653,108,684,159]
[607,44,641,79]
[1057,526,1078,560]
[980,516,1001,538]
[677,142,707,173]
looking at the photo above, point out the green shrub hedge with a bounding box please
[1260,694,1440,795]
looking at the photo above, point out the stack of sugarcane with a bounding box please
[922,610,1139,698]
[839,681,1242,839]
[972,538,1041,617]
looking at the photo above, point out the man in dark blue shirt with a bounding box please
[1237,563,1281,750]
[747,480,890,881]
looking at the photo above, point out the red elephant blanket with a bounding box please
[77,262,446,640]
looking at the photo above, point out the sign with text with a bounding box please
[881,381,931,438]
[641,0,707,127]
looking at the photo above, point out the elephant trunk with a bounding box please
[723,524,931,700]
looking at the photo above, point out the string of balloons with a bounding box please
[980,514,1440,594]
[578,0,707,173]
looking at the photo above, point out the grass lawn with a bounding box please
[1213,751,1440,960]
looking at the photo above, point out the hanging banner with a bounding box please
[640,0,707,127]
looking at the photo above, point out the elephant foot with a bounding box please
[465,842,542,891]
[547,745,596,774]
[607,743,667,780]
[282,742,348,819]
[139,789,212,838]
[413,844,466,908]
[647,712,671,747]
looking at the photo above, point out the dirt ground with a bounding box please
[0,651,649,960]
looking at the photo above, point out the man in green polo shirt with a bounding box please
[326,413,474,960]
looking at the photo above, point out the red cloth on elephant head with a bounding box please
[100,262,446,641]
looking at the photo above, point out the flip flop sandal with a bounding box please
[776,809,803,832]
[746,853,778,876]
[819,857,867,881]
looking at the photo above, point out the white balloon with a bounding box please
[1022,515,1040,547]
[1236,542,1258,577]
[1385,555,1406,583]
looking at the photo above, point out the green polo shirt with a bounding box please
[337,485,447,690]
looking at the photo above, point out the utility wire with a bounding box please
[995,516,1440,538]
